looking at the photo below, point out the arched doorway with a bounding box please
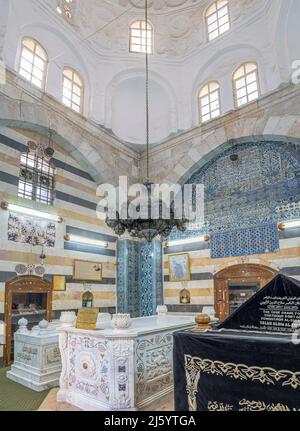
[4,275,53,365]
[214,264,278,321]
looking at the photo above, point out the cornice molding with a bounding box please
[1,67,140,160]
[2,70,297,159]
[140,82,300,158]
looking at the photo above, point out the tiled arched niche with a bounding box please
[180,138,300,258]
[168,137,300,318]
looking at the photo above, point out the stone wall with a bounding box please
[0,126,118,360]
[160,88,300,312]
[141,84,300,184]
[0,70,140,187]
[1,0,299,146]
[163,231,300,312]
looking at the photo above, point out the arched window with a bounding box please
[206,1,230,41]
[18,151,55,205]
[233,62,260,107]
[19,37,47,89]
[62,68,84,113]
[129,20,153,54]
[198,81,221,123]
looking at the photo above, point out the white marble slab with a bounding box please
[7,322,62,392]
[64,315,195,337]
[57,315,195,410]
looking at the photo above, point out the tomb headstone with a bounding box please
[218,274,300,333]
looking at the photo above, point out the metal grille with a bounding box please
[18,152,55,205]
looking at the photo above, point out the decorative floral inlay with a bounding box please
[68,335,109,401]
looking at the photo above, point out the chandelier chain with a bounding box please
[104,0,188,241]
[145,0,150,182]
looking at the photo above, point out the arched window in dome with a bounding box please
[205,1,230,41]
[19,37,48,89]
[129,20,153,54]
[18,151,55,205]
[62,68,84,114]
[233,62,260,107]
[198,81,221,123]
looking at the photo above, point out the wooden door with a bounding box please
[4,275,53,366]
[214,278,229,322]
[214,264,278,321]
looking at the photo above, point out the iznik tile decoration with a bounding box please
[171,140,300,258]
[117,240,139,317]
[117,240,163,317]
[139,241,154,317]
[139,240,163,317]
[8,212,56,247]
[210,223,280,259]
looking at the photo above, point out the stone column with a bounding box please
[117,239,163,317]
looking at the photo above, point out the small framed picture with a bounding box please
[168,253,191,282]
[73,260,102,281]
[53,275,66,291]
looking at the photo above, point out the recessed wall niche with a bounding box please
[82,291,94,308]
[180,288,191,304]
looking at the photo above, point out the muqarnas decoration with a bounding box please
[8,212,56,247]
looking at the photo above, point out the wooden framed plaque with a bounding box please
[76,308,98,330]
[53,275,66,291]
[73,260,102,281]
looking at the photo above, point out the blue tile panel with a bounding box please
[117,240,139,317]
[139,240,163,317]
[117,239,163,317]
[210,223,280,259]
[170,140,300,258]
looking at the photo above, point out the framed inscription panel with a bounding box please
[53,275,66,291]
[168,253,191,282]
[73,260,102,281]
[76,308,98,330]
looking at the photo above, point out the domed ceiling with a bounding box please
[44,0,266,58]
[117,0,204,12]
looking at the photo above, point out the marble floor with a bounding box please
[38,388,174,411]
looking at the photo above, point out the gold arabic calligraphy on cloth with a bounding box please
[185,354,300,411]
